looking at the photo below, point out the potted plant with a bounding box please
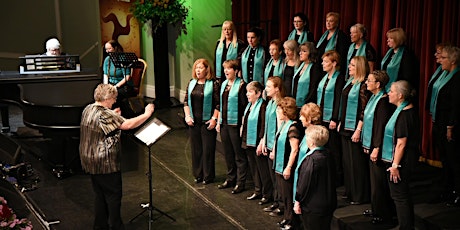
[131,0,189,34]
[130,0,190,107]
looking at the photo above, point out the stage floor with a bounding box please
[2,103,460,230]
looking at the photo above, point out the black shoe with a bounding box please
[194,177,203,183]
[372,217,384,224]
[258,197,271,205]
[363,209,373,217]
[1,127,10,133]
[217,180,234,189]
[202,179,213,185]
[277,219,288,226]
[263,204,278,212]
[447,196,460,207]
[231,185,245,194]
[269,208,283,217]
[246,193,261,200]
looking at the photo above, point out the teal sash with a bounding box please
[317,71,340,122]
[244,98,263,146]
[264,58,285,85]
[215,42,238,78]
[381,46,405,92]
[288,29,309,44]
[362,90,385,148]
[242,45,265,83]
[293,62,313,107]
[382,101,409,162]
[430,67,459,121]
[293,146,325,200]
[346,41,367,78]
[187,79,214,121]
[275,120,294,174]
[342,79,362,130]
[264,99,278,150]
[220,78,242,125]
[428,66,443,86]
[316,30,338,52]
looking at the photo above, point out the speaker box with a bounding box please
[0,133,23,165]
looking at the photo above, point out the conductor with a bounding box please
[79,84,154,229]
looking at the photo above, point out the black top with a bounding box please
[338,81,371,135]
[426,70,460,126]
[368,95,395,159]
[292,62,324,105]
[349,43,378,66]
[241,100,267,149]
[184,80,220,124]
[318,72,346,123]
[219,81,248,126]
[295,148,337,215]
[394,107,420,169]
[275,122,301,172]
[214,40,246,79]
[317,29,351,71]
[382,47,420,98]
[283,65,295,97]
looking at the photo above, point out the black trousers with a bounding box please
[91,172,125,230]
[0,103,9,129]
[189,123,216,182]
[341,135,370,203]
[277,174,297,225]
[268,156,282,208]
[245,147,261,194]
[255,153,273,199]
[301,212,332,230]
[369,160,395,220]
[221,124,247,185]
[387,164,414,230]
[433,122,460,192]
[324,122,343,187]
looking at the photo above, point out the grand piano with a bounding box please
[0,63,101,177]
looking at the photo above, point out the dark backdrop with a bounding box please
[232,0,460,167]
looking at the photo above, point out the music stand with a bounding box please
[108,52,138,89]
[129,117,176,229]
[108,52,138,69]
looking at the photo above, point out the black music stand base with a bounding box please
[129,145,175,229]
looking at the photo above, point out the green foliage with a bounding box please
[130,0,189,34]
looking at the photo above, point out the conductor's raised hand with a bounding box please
[144,103,155,116]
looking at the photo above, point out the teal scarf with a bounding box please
[293,146,325,200]
[293,62,313,107]
[187,79,214,121]
[220,78,242,125]
[244,98,263,146]
[430,67,460,121]
[275,120,294,174]
[346,41,367,78]
[342,79,362,130]
[317,71,340,122]
[316,30,338,52]
[264,99,278,150]
[215,41,238,78]
[362,90,385,149]
[242,45,265,83]
[288,29,310,44]
[382,101,409,162]
[264,58,285,85]
[428,66,443,86]
[381,46,405,92]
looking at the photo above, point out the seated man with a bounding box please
[44,38,62,56]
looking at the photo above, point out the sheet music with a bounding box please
[134,118,170,146]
